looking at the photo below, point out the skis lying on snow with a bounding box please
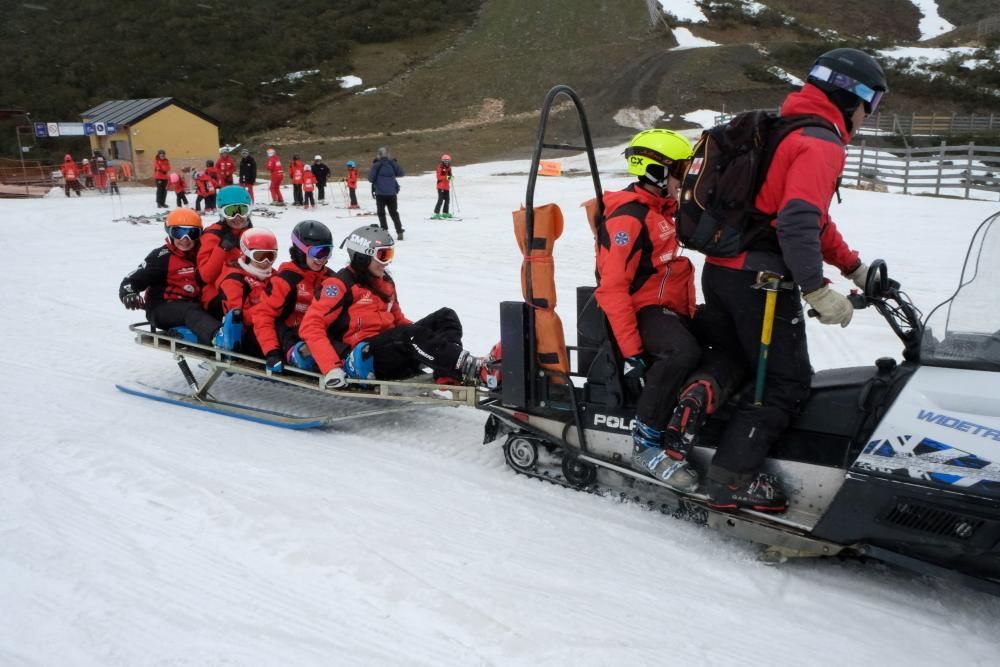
[250,207,283,218]
[427,216,466,221]
[335,211,377,218]
[113,212,169,225]
[118,322,480,428]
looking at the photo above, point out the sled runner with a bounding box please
[479,84,1000,596]
[119,322,479,429]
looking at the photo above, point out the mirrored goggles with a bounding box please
[292,235,333,260]
[372,246,394,264]
[809,65,885,113]
[221,203,251,219]
[248,249,277,264]
[168,225,202,241]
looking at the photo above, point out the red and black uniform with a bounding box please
[119,243,220,344]
[289,158,305,205]
[700,83,864,484]
[346,165,358,206]
[212,264,271,356]
[266,154,284,203]
[107,164,120,195]
[249,261,333,361]
[81,161,94,189]
[154,156,171,207]
[216,154,236,185]
[434,163,451,215]
[197,221,253,315]
[302,170,316,207]
[60,157,82,197]
[595,182,701,430]
[171,173,188,207]
[299,267,465,381]
[195,171,218,212]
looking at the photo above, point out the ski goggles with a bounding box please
[248,249,277,264]
[292,235,333,260]
[167,226,202,241]
[809,65,885,113]
[221,203,251,219]
[372,246,394,264]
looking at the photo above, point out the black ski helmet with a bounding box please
[290,219,333,267]
[807,48,888,130]
[341,224,394,267]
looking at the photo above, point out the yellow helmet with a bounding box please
[625,129,692,180]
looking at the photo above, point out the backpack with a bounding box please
[677,110,837,257]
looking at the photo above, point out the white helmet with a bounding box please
[314,155,322,161]
[341,224,395,266]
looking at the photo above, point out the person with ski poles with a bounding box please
[690,48,887,512]
[298,225,482,389]
[197,185,255,316]
[217,148,236,185]
[238,149,257,203]
[265,147,285,205]
[311,155,331,204]
[106,161,120,195]
[594,129,704,493]
[345,160,359,208]
[368,147,405,240]
[432,154,453,219]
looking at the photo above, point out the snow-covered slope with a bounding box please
[2,155,1000,665]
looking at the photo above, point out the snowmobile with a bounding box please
[478,85,1000,595]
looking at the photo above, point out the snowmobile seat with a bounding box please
[576,286,629,408]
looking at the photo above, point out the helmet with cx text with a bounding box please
[625,129,693,189]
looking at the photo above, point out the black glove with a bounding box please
[220,233,237,251]
[119,284,145,310]
[265,351,284,373]
[622,354,648,396]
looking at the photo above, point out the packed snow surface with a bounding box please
[338,75,363,89]
[3,150,1000,664]
[658,0,708,23]
[909,0,955,40]
[670,27,720,50]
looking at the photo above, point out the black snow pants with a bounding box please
[293,184,303,205]
[700,263,812,484]
[348,187,358,206]
[148,300,221,345]
[366,307,464,381]
[633,306,702,430]
[155,179,167,207]
[375,194,404,236]
[434,189,450,214]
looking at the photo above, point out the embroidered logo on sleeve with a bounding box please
[324,284,340,298]
[614,231,630,247]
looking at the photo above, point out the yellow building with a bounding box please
[80,98,220,179]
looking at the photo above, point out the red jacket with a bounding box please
[120,243,201,310]
[595,183,695,359]
[289,159,305,184]
[215,263,271,326]
[154,157,171,181]
[82,162,93,176]
[249,261,333,356]
[196,172,218,198]
[707,83,860,293]
[171,174,187,194]
[436,164,452,190]
[107,166,118,182]
[303,171,316,192]
[61,158,78,181]
[346,167,358,188]
[266,154,283,177]
[197,221,253,307]
[298,267,411,374]
[204,166,221,187]
[216,155,236,181]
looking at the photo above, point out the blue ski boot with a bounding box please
[167,327,198,343]
[213,309,243,352]
[631,418,700,493]
[344,342,375,380]
[288,341,318,371]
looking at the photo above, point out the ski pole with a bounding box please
[450,175,460,213]
[752,273,783,406]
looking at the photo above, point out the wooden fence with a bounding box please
[845,141,1000,199]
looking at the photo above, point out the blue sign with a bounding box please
[83,122,95,136]
[106,122,117,135]
[34,122,47,138]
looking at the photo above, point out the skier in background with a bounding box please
[345,160,359,208]
[107,161,120,195]
[239,149,257,203]
[217,148,236,185]
[195,163,218,213]
[170,171,189,207]
[154,149,171,208]
[266,147,285,205]
[368,147,405,240]
[289,154,305,206]
[60,154,82,197]
[311,155,330,204]
[432,154,453,219]
[302,164,316,209]
[81,158,94,189]
[94,153,108,193]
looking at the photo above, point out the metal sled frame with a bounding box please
[118,322,478,429]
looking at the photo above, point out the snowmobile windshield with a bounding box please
[921,211,1000,372]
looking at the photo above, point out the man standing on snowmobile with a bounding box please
[595,129,702,493]
[368,147,405,240]
[698,48,887,512]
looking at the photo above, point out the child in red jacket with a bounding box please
[302,164,316,209]
[170,172,188,207]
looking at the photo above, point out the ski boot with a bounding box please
[630,418,699,493]
[396,231,404,241]
[456,350,484,385]
[344,342,375,380]
[441,212,453,219]
[287,341,318,371]
[213,309,243,352]
[167,327,198,344]
[706,472,787,513]
[663,380,713,460]
[431,213,443,220]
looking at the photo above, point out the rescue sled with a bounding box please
[118,322,478,429]
[479,85,1000,596]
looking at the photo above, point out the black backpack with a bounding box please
[677,110,837,257]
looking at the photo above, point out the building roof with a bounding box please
[80,98,219,127]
